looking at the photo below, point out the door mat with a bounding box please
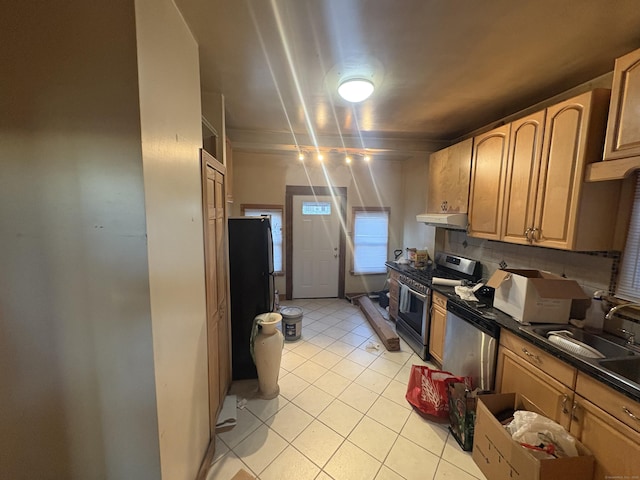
[231,469,255,480]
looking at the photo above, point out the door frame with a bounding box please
[285,185,346,300]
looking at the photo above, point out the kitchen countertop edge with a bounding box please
[386,261,640,402]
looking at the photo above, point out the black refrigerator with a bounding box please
[228,216,275,380]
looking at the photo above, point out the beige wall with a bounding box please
[231,151,412,294]
[0,2,161,479]
[135,0,210,479]
[401,153,438,257]
[1,1,210,479]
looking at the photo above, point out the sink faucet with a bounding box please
[605,302,640,346]
[604,302,640,321]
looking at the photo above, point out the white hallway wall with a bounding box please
[1,1,210,479]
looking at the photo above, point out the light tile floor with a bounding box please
[207,298,488,480]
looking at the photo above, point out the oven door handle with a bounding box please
[399,282,427,301]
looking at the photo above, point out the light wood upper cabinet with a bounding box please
[533,90,618,250]
[471,90,620,251]
[427,138,473,214]
[604,47,640,162]
[502,111,545,245]
[468,124,510,240]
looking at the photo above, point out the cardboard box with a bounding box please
[472,393,594,480]
[486,269,589,324]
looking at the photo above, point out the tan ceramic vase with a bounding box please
[253,312,284,399]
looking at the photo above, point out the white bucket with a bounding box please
[280,306,303,341]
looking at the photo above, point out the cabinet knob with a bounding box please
[561,394,569,414]
[531,227,539,242]
[572,401,580,421]
[524,228,533,243]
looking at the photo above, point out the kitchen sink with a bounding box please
[598,357,640,384]
[521,325,638,359]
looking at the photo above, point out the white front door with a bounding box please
[292,195,340,298]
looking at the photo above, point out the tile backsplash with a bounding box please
[443,231,640,338]
[445,231,618,295]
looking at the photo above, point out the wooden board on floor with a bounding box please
[356,296,400,351]
[231,469,255,480]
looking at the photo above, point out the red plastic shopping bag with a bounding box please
[405,365,470,418]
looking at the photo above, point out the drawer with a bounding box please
[500,329,577,388]
[432,291,447,310]
[576,372,640,434]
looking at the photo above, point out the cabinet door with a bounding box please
[468,124,510,240]
[604,47,640,161]
[570,394,640,480]
[427,138,473,214]
[496,346,573,429]
[202,150,229,432]
[389,277,399,321]
[215,170,230,403]
[533,92,595,249]
[502,111,545,245]
[429,294,447,365]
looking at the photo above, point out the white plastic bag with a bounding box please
[506,410,579,457]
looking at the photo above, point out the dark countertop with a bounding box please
[386,261,640,402]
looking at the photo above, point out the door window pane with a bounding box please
[302,202,331,215]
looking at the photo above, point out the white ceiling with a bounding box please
[175,0,640,156]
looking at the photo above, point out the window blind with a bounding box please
[617,172,640,301]
[353,210,389,274]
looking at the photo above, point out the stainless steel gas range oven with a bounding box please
[395,252,482,361]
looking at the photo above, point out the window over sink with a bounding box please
[617,172,640,302]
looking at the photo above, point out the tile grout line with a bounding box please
[212,298,478,480]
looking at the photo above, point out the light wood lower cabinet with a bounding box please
[428,292,447,365]
[497,329,640,479]
[388,269,399,321]
[570,392,640,480]
[496,345,574,430]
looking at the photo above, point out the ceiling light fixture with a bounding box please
[298,152,305,161]
[338,78,375,103]
[345,156,352,164]
[318,153,324,161]
[363,154,371,162]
